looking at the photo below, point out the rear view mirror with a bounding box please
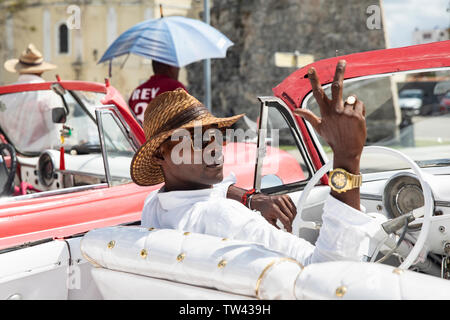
[52,107,67,124]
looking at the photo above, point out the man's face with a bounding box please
[155,125,226,190]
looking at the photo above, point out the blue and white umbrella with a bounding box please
[98,16,234,67]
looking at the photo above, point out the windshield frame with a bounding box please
[95,105,139,187]
[254,96,316,195]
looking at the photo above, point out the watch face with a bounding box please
[330,171,348,190]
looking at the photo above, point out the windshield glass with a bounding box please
[61,90,103,150]
[305,68,450,173]
[0,89,105,155]
[73,90,105,119]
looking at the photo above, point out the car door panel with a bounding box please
[0,183,155,250]
[0,240,69,299]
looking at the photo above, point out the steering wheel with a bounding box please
[293,146,433,270]
[0,143,17,197]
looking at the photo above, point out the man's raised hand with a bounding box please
[294,60,367,210]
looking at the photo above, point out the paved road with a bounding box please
[412,114,450,142]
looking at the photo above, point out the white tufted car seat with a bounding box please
[81,226,450,300]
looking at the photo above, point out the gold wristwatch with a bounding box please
[328,168,362,193]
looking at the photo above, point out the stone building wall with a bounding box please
[186,0,387,122]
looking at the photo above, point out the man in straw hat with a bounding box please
[131,60,385,265]
[1,44,62,152]
[4,43,57,77]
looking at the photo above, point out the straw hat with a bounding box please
[4,43,57,74]
[130,88,244,186]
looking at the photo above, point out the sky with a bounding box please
[383,0,450,47]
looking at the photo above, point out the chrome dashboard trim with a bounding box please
[435,201,450,208]
[360,193,382,201]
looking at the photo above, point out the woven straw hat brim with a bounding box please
[130,113,244,186]
[4,59,57,74]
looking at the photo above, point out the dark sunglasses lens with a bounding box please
[189,126,227,150]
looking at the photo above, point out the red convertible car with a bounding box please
[1,40,450,300]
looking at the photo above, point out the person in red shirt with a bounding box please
[128,61,187,123]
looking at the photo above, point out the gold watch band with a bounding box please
[329,168,362,193]
[350,173,362,188]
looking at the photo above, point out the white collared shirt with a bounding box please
[141,173,383,266]
[0,74,62,153]
[16,74,45,84]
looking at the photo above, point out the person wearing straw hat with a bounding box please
[4,43,57,77]
[130,60,386,266]
[1,44,62,153]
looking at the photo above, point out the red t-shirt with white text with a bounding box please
[128,74,187,123]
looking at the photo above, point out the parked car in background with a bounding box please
[439,91,450,113]
[399,88,424,116]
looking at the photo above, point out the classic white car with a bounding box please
[1,40,450,301]
[399,88,424,116]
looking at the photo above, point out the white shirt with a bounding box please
[0,74,62,153]
[141,173,382,266]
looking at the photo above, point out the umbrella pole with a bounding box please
[204,60,211,111]
[203,0,211,111]
[120,53,130,69]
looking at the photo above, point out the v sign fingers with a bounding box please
[331,60,346,110]
[307,67,331,116]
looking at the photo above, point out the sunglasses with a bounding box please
[187,126,228,151]
[163,126,228,152]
